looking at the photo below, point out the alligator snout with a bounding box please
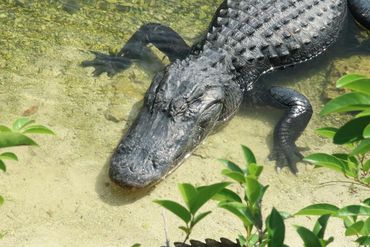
[110,147,166,188]
[108,108,189,188]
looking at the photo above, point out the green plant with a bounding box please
[130,244,141,247]
[155,145,370,247]
[154,182,230,244]
[295,198,370,246]
[0,117,54,200]
[304,74,370,187]
[216,146,282,247]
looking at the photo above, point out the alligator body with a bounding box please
[82,0,370,188]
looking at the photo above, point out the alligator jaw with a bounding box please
[109,101,223,188]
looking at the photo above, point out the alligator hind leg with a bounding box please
[82,23,191,77]
[248,86,313,173]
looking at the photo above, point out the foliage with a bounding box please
[295,199,370,246]
[155,145,370,246]
[130,244,141,247]
[154,182,230,243]
[0,117,54,239]
[304,74,370,187]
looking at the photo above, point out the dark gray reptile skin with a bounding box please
[82,0,368,188]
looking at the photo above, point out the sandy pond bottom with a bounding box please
[0,50,369,247]
[0,1,370,247]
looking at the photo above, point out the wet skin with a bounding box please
[82,0,370,188]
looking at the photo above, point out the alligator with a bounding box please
[82,0,370,188]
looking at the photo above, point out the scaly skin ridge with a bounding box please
[82,0,370,187]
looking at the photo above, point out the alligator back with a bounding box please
[203,0,347,76]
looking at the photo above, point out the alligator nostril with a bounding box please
[152,159,158,170]
[128,165,134,173]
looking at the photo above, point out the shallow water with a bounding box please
[0,1,369,246]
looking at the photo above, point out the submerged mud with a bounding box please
[0,1,369,246]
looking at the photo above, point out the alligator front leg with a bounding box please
[82,23,191,77]
[248,86,313,174]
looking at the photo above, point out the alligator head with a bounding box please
[109,53,242,188]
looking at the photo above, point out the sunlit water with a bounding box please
[0,1,369,246]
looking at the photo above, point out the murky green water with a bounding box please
[0,1,369,246]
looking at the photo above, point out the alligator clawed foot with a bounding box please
[81,51,132,77]
[268,145,304,174]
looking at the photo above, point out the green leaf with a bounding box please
[351,139,370,155]
[241,145,256,165]
[336,205,370,217]
[247,234,259,246]
[0,132,37,148]
[324,237,334,246]
[12,118,35,131]
[0,152,18,161]
[313,214,331,239]
[361,176,370,184]
[178,226,190,234]
[245,177,263,206]
[191,182,230,214]
[356,236,370,245]
[343,216,356,228]
[0,195,3,206]
[178,183,198,212]
[212,188,242,203]
[295,204,339,216]
[0,125,11,132]
[315,127,338,139]
[356,109,370,118]
[336,76,370,95]
[332,154,358,178]
[296,226,322,247]
[219,159,244,174]
[320,92,370,116]
[363,198,370,206]
[191,211,212,228]
[363,124,370,138]
[246,163,263,178]
[238,235,247,247]
[267,208,285,247]
[0,160,6,172]
[303,153,346,173]
[22,125,55,135]
[154,200,191,224]
[345,221,365,236]
[131,244,141,247]
[363,160,370,172]
[334,116,370,144]
[218,201,255,226]
[361,218,370,236]
[221,169,245,183]
[336,74,367,88]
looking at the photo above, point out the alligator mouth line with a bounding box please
[109,151,193,190]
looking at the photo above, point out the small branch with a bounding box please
[318,180,370,189]
[161,210,170,247]
[181,223,191,247]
